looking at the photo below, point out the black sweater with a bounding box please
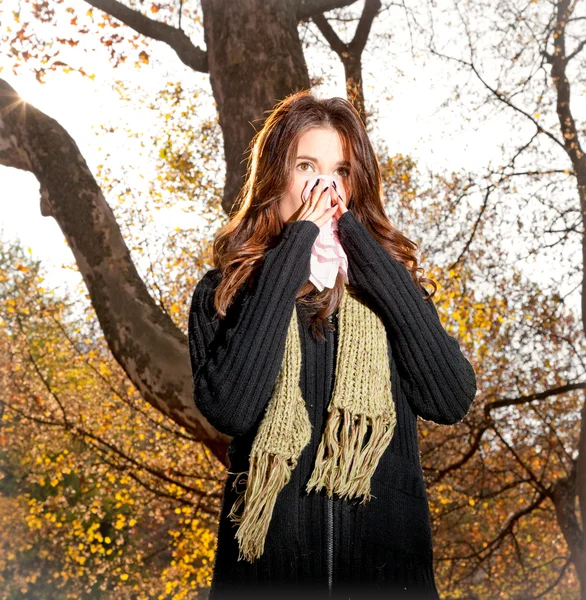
[188,210,477,599]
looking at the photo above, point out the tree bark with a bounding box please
[199,0,313,213]
[0,0,368,470]
[0,79,231,464]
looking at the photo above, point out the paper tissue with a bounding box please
[300,174,349,291]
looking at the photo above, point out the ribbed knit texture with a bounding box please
[335,211,478,425]
[187,211,478,599]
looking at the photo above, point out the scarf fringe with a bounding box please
[305,406,397,503]
[227,452,293,563]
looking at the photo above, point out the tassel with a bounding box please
[227,452,295,563]
[306,406,397,503]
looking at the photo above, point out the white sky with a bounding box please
[0,1,583,316]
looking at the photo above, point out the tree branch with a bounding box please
[297,0,359,21]
[84,0,208,73]
[0,78,231,468]
[311,0,381,120]
[484,381,586,416]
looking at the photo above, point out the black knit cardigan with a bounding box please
[187,210,478,600]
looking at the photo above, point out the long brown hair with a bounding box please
[211,90,437,341]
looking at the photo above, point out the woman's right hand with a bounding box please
[296,178,338,227]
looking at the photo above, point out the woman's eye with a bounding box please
[297,163,349,176]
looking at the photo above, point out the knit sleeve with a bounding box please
[187,219,320,437]
[336,210,477,425]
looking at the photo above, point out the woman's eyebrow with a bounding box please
[296,155,351,166]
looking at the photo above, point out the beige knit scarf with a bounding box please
[227,287,396,563]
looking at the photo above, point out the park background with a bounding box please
[0,0,585,598]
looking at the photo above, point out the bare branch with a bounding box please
[84,0,208,73]
[484,381,586,416]
[297,0,359,21]
[311,0,381,120]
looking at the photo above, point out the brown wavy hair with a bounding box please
[210,90,437,341]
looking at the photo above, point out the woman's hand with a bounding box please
[294,178,349,226]
[296,178,339,227]
[331,181,349,221]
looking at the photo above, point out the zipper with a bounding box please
[326,311,336,597]
[327,496,333,596]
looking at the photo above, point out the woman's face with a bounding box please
[280,127,352,225]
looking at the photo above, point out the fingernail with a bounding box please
[332,181,337,189]
[322,186,329,192]
[311,178,320,190]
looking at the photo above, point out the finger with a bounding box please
[308,178,322,205]
[317,184,331,209]
[300,179,318,208]
[314,203,338,228]
[315,180,333,207]
[309,183,331,216]
[332,185,346,204]
[299,180,319,218]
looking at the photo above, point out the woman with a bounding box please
[187,91,477,599]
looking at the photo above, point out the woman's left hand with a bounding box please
[332,185,349,221]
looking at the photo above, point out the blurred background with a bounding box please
[0,0,584,597]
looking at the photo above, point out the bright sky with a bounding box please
[0,1,583,316]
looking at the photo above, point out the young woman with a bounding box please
[188,91,477,599]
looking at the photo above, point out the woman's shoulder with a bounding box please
[191,267,250,319]
[190,268,222,316]
[194,267,222,293]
